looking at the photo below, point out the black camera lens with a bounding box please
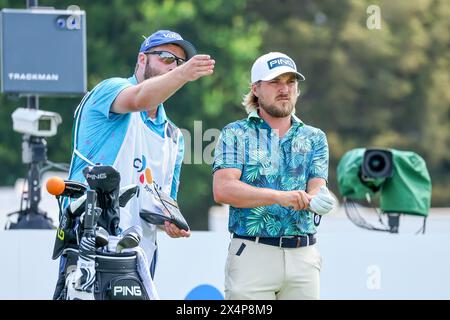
[367,154,386,172]
[362,149,393,179]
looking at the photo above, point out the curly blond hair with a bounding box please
[242,89,259,114]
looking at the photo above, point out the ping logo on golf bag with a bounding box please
[105,276,148,300]
[113,285,142,297]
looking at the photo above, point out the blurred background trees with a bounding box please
[0,0,449,229]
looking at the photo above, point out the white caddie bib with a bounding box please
[112,111,180,266]
[72,102,180,268]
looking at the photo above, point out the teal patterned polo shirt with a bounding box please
[212,110,329,237]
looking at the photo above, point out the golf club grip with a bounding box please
[84,190,96,235]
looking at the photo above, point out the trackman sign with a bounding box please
[8,72,59,81]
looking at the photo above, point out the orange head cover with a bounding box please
[46,176,66,196]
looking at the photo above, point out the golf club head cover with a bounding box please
[83,165,121,236]
[52,206,78,260]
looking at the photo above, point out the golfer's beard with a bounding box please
[259,99,295,118]
[143,60,161,80]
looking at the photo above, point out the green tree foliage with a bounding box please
[0,0,448,230]
[0,0,264,229]
[246,0,450,206]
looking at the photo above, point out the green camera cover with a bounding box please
[337,148,432,216]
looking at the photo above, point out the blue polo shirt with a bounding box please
[212,110,329,236]
[69,75,184,200]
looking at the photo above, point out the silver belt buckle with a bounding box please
[279,236,293,248]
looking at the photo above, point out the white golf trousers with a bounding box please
[225,237,322,300]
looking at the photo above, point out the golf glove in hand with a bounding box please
[309,186,335,216]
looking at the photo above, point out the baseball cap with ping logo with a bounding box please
[251,52,305,84]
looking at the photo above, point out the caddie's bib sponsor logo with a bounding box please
[133,155,153,185]
[133,155,162,194]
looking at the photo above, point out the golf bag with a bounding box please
[50,165,151,300]
[60,247,148,300]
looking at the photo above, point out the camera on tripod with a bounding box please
[12,108,62,137]
[1,6,87,229]
[337,147,432,234]
[361,149,393,181]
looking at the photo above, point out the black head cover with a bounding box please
[82,165,121,236]
[52,207,77,259]
[83,165,121,193]
[62,180,87,198]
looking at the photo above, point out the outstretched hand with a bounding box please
[180,54,215,81]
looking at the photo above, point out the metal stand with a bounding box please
[3,0,78,229]
[6,1,53,229]
[27,0,38,8]
[387,213,400,233]
[6,96,55,229]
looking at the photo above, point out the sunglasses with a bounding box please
[144,50,186,66]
